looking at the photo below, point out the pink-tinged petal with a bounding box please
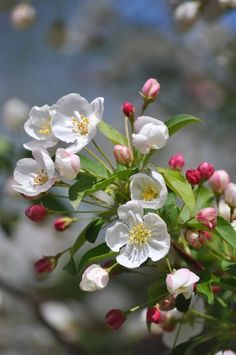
[105,222,129,252]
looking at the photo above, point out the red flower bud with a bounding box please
[168,153,185,171]
[146,307,161,324]
[196,207,217,229]
[198,162,215,181]
[25,204,48,222]
[212,285,221,294]
[54,217,75,231]
[113,145,132,165]
[34,256,57,273]
[198,230,212,245]
[122,102,135,118]
[186,169,201,185]
[142,78,160,100]
[105,309,126,330]
[159,296,175,311]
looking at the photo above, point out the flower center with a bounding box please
[72,115,89,135]
[143,186,158,201]
[38,117,52,135]
[129,223,151,244]
[33,170,49,185]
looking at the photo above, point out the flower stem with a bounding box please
[166,257,173,273]
[84,147,113,174]
[125,116,133,162]
[92,139,115,171]
[48,210,100,215]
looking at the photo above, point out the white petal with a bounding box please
[134,116,162,133]
[90,97,104,121]
[55,93,91,117]
[116,243,149,268]
[52,113,77,143]
[32,149,55,178]
[23,137,58,151]
[132,133,151,154]
[118,201,143,227]
[105,222,129,252]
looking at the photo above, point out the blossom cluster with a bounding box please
[12,78,236,352]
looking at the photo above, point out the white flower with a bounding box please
[132,116,169,154]
[166,268,199,300]
[215,351,236,355]
[218,0,236,7]
[55,148,80,180]
[52,93,104,153]
[2,98,29,131]
[79,264,109,292]
[24,104,58,151]
[105,201,170,269]
[129,170,167,209]
[174,1,200,27]
[12,149,58,196]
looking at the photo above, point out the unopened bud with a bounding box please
[174,1,200,30]
[185,229,202,249]
[25,204,48,222]
[209,170,230,195]
[169,153,185,171]
[159,296,175,311]
[141,78,160,101]
[10,3,36,30]
[55,148,80,180]
[198,162,215,181]
[113,145,132,165]
[79,264,109,292]
[196,207,217,229]
[34,256,57,273]
[105,309,126,330]
[224,183,236,209]
[122,102,135,118]
[186,169,201,185]
[147,307,162,324]
[54,217,75,231]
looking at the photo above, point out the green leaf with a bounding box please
[214,216,236,249]
[157,168,195,214]
[165,114,202,136]
[80,154,109,178]
[63,256,76,276]
[196,270,214,305]
[175,294,191,312]
[77,243,117,274]
[98,120,128,145]
[69,173,97,208]
[159,192,179,228]
[172,334,210,355]
[80,218,105,244]
[147,281,168,306]
[221,260,236,275]
[194,186,214,212]
[220,277,236,292]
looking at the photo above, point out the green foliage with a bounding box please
[159,192,179,228]
[196,270,214,305]
[80,154,109,178]
[165,114,202,136]
[157,167,195,214]
[63,256,77,276]
[147,280,168,306]
[214,217,236,249]
[98,120,128,145]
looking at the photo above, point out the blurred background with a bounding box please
[0,0,236,354]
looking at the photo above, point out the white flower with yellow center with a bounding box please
[51,93,104,153]
[105,201,170,268]
[132,116,169,155]
[12,149,58,196]
[130,170,167,209]
[24,105,58,151]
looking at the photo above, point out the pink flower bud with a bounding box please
[198,230,212,245]
[196,207,217,229]
[25,204,48,222]
[10,3,36,30]
[209,170,230,194]
[55,148,80,180]
[168,153,185,171]
[105,309,126,330]
[113,145,132,165]
[142,78,160,100]
[146,307,162,324]
[198,162,215,181]
[224,183,236,209]
[185,230,202,249]
[34,256,57,273]
[212,285,221,294]
[159,296,175,311]
[122,102,135,118]
[186,169,201,185]
[54,217,75,231]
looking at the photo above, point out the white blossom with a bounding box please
[2,98,29,131]
[24,104,58,151]
[55,148,80,180]
[166,268,199,300]
[79,264,109,292]
[12,149,58,196]
[132,116,169,154]
[129,170,167,209]
[105,201,170,269]
[52,93,104,153]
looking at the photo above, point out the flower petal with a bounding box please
[105,222,129,252]
[118,201,143,227]
[116,243,149,268]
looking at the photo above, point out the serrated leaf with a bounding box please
[214,216,236,249]
[63,256,76,276]
[196,270,214,305]
[77,243,117,274]
[165,114,202,136]
[98,120,128,145]
[80,154,109,178]
[175,294,191,312]
[157,167,195,214]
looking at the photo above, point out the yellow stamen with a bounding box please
[129,223,151,244]
[72,115,89,135]
[38,117,52,135]
[143,186,158,201]
[33,170,48,185]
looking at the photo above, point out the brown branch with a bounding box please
[171,241,204,271]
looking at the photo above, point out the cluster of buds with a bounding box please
[186,229,212,249]
[186,162,214,186]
